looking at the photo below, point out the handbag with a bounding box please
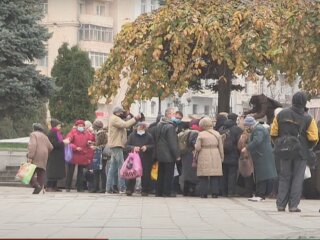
[64,144,73,163]
[151,162,158,180]
[120,152,143,179]
[15,162,37,184]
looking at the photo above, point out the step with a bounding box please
[5,166,20,171]
[0,182,25,187]
[0,170,19,176]
[0,176,19,182]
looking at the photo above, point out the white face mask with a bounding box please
[137,130,145,136]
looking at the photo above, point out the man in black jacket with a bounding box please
[221,113,243,197]
[155,107,181,197]
[271,91,318,212]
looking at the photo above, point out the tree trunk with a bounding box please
[217,70,232,113]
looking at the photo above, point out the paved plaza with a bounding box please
[0,186,319,239]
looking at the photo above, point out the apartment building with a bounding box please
[37,0,316,123]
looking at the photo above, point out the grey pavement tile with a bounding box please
[105,218,142,228]
[96,227,142,239]
[50,227,101,238]
[4,226,62,238]
[142,228,186,239]
[182,229,229,239]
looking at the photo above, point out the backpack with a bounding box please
[178,130,192,155]
[220,128,234,153]
[274,115,311,159]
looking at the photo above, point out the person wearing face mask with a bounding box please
[155,107,181,197]
[125,122,154,196]
[106,107,141,194]
[65,120,95,192]
[241,116,277,202]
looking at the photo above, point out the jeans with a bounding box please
[106,147,125,192]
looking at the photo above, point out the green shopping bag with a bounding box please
[15,163,37,185]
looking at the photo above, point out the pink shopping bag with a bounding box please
[120,152,143,179]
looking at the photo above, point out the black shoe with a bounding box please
[126,191,133,196]
[289,208,301,212]
[200,195,208,198]
[98,190,106,193]
[212,194,218,198]
[277,207,285,212]
[77,189,84,192]
[33,185,42,194]
[90,190,98,193]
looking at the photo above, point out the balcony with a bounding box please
[79,14,113,28]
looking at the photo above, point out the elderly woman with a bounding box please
[125,122,154,196]
[27,123,53,194]
[195,117,224,198]
[241,116,277,202]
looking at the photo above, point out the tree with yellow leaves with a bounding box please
[89,0,319,112]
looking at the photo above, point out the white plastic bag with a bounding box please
[304,166,311,180]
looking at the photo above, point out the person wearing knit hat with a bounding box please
[27,123,53,194]
[242,116,277,202]
[64,119,95,192]
[47,118,68,192]
[227,113,238,122]
[243,116,257,127]
[93,120,103,130]
[270,91,319,212]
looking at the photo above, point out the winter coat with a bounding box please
[246,124,277,182]
[125,131,154,169]
[221,119,243,165]
[155,118,180,163]
[181,130,198,183]
[46,129,66,180]
[27,131,53,170]
[67,128,95,166]
[195,129,224,176]
[108,114,136,148]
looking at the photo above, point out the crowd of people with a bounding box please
[26,91,319,212]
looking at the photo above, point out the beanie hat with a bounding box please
[84,120,92,129]
[75,120,85,126]
[113,107,124,114]
[244,116,257,127]
[50,118,61,128]
[93,120,103,130]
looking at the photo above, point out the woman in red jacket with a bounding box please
[65,120,95,192]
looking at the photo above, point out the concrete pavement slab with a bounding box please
[0,186,320,239]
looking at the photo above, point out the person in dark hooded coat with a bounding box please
[271,91,318,212]
[221,113,243,197]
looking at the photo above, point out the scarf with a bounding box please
[51,127,63,142]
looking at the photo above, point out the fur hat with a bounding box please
[244,116,257,127]
[93,120,103,130]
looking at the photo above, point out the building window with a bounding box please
[88,52,108,68]
[204,105,210,115]
[141,0,147,13]
[38,53,48,67]
[193,104,198,114]
[79,24,113,42]
[79,1,85,14]
[42,0,48,14]
[151,0,157,11]
[96,3,105,16]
